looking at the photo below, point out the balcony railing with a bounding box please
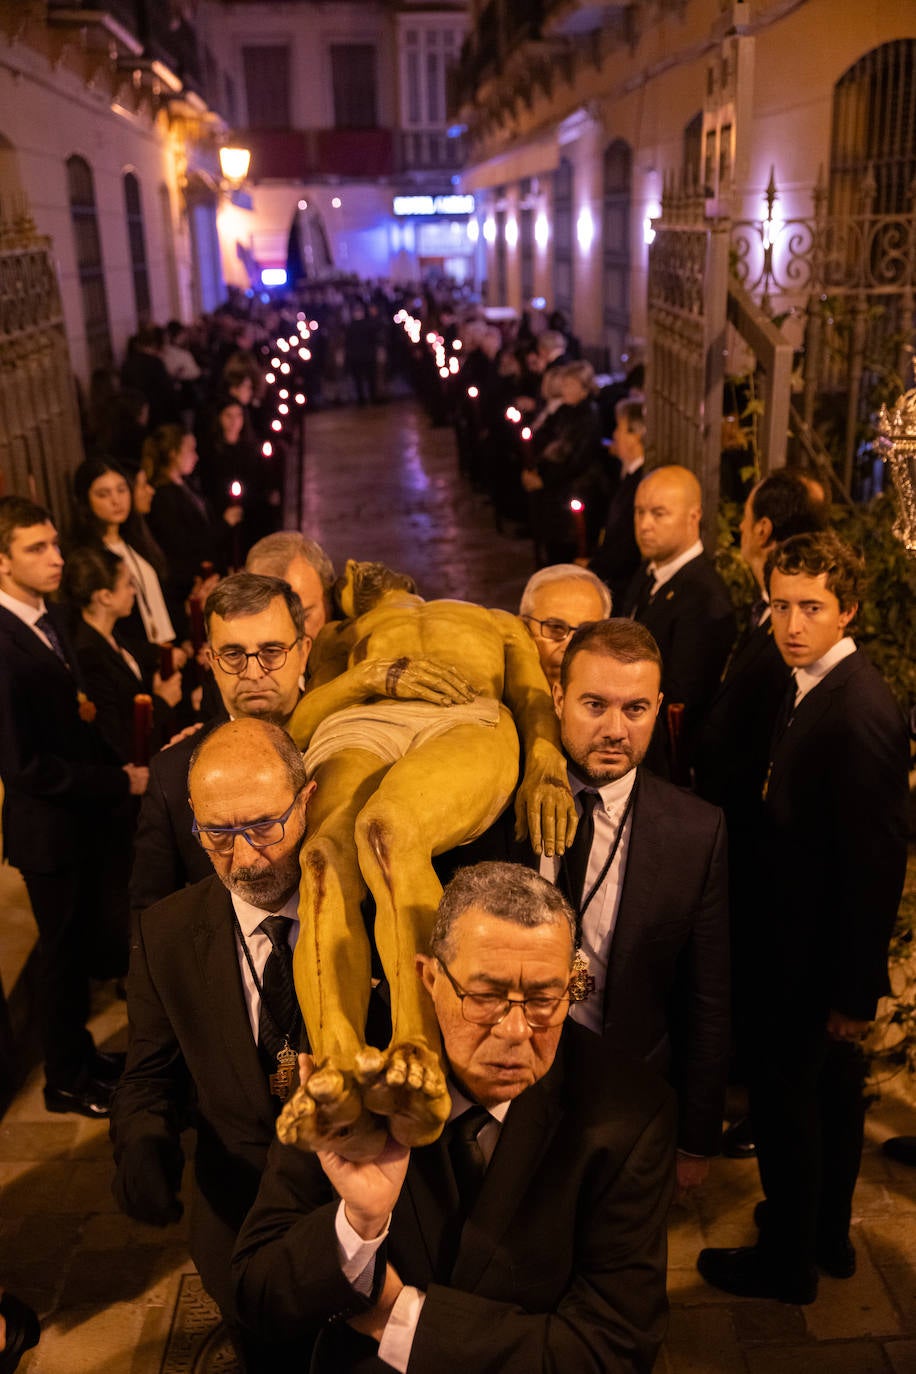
[241,128,396,180]
[47,1,205,94]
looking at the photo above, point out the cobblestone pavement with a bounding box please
[1,397,914,1373]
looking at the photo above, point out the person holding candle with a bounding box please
[69,457,177,666]
[143,424,242,618]
[198,398,278,550]
[521,361,606,566]
[0,496,148,1118]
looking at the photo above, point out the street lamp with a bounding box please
[219,145,251,184]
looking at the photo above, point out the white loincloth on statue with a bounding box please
[303,696,503,775]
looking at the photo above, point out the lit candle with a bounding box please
[570,498,587,558]
[132,694,153,766]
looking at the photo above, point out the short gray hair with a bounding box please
[246,532,336,592]
[429,862,575,965]
[519,564,612,619]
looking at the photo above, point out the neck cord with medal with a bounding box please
[233,911,301,1102]
[563,774,638,1003]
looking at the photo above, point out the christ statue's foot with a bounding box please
[355,1041,451,1148]
[276,1060,388,1160]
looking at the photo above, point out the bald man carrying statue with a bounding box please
[279,560,579,1157]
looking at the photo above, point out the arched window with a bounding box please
[123,171,151,326]
[159,184,180,317]
[552,156,573,318]
[830,39,916,217]
[66,154,112,372]
[683,112,703,189]
[602,140,632,372]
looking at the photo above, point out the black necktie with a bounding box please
[35,612,69,667]
[561,790,600,912]
[770,672,798,752]
[632,568,657,619]
[449,1106,492,1214]
[257,916,299,1073]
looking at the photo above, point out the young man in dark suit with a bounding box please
[232,862,676,1373]
[698,531,910,1304]
[112,717,318,1372]
[0,497,148,1118]
[621,464,736,780]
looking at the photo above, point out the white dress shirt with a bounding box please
[230,889,299,1044]
[648,538,704,592]
[338,1087,510,1372]
[540,769,637,1034]
[792,636,856,707]
[0,587,57,653]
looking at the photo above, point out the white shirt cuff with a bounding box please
[377,1285,425,1372]
[334,1199,390,1295]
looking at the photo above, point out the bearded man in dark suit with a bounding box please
[232,861,676,1373]
[0,496,148,1119]
[698,531,910,1304]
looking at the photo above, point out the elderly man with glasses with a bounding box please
[518,563,612,688]
[233,862,676,1374]
[112,717,325,1374]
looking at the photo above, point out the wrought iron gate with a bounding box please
[0,199,84,522]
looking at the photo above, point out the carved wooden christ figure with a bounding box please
[279,560,577,1157]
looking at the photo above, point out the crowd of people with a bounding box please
[0,279,912,1373]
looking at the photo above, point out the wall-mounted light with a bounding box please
[467,219,480,243]
[576,207,594,252]
[331,196,342,209]
[534,213,549,249]
[219,145,251,183]
[505,216,519,248]
[483,218,496,244]
[643,199,661,246]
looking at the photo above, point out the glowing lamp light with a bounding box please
[261,267,287,287]
[483,218,496,244]
[426,332,437,343]
[219,145,251,183]
[534,214,549,249]
[331,196,342,209]
[299,348,311,360]
[288,336,298,346]
[468,386,479,399]
[261,442,273,457]
[644,199,661,246]
[576,208,595,252]
[280,362,291,374]
[309,320,318,330]
[467,219,479,243]
[297,200,308,211]
[278,403,289,415]
[439,367,450,379]
[505,217,519,248]
[271,419,282,432]
[229,480,243,500]
[265,372,276,384]
[279,389,289,399]
[454,339,463,350]
[506,406,521,423]
[570,498,584,512]
[277,339,289,352]
[271,357,280,368]
[449,358,459,374]
[294,393,306,405]
[521,426,532,441]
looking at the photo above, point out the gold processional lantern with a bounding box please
[877,387,916,553]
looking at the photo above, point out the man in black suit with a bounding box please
[112,717,318,1372]
[621,464,736,780]
[695,470,825,1157]
[232,862,676,1372]
[698,531,910,1304]
[130,572,312,912]
[0,497,148,1118]
[457,619,729,1189]
[589,395,645,604]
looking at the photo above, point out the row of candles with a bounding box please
[393,309,588,556]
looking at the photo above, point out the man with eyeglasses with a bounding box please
[518,564,611,688]
[233,862,676,1373]
[130,572,313,912]
[112,717,321,1373]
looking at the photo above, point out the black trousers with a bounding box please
[748,1019,866,1275]
[21,864,98,1088]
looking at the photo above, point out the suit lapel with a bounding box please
[449,1047,566,1291]
[0,604,77,683]
[400,1131,458,1284]
[191,879,275,1125]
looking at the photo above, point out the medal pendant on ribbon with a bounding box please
[269,1042,298,1102]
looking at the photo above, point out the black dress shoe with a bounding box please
[43,1080,112,1119]
[0,1291,40,1374]
[697,1245,818,1304]
[722,1116,757,1159]
[882,1135,916,1167]
[816,1238,856,1279]
[91,1049,126,1082]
